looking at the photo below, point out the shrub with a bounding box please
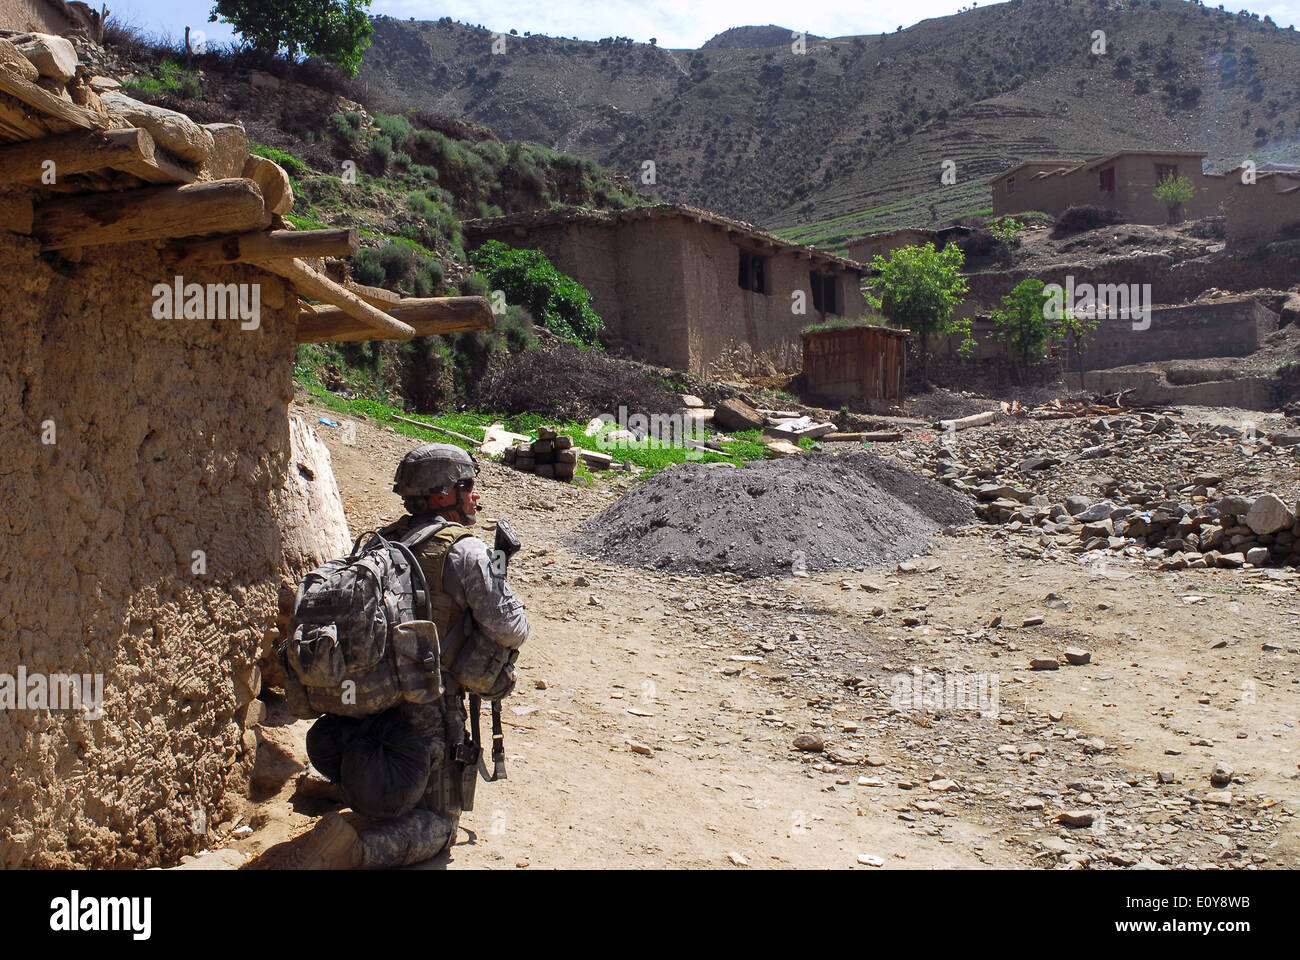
[472,342,680,421]
[354,239,444,297]
[469,240,603,346]
[1053,205,1125,235]
[374,112,413,148]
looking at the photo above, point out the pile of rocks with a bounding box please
[976,485,1300,569]
[501,425,579,481]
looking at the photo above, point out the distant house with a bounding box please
[463,204,867,375]
[845,225,974,265]
[990,150,1232,223]
[1224,170,1300,248]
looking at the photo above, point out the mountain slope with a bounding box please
[361,0,1300,245]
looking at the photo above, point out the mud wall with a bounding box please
[682,225,866,375]
[0,0,71,33]
[1226,181,1300,249]
[0,234,297,868]
[934,299,1274,369]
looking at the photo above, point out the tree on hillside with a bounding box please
[209,0,374,75]
[1154,171,1196,223]
[989,277,1051,383]
[868,242,972,374]
[1052,307,1099,388]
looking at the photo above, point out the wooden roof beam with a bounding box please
[0,68,101,133]
[263,257,415,340]
[0,127,194,188]
[295,296,494,343]
[163,228,358,267]
[34,177,271,250]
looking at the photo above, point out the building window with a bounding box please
[738,249,767,294]
[1099,166,1116,192]
[1155,163,1179,183]
[1006,176,1016,196]
[810,271,839,314]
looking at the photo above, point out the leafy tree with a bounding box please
[989,278,1051,381]
[868,242,972,370]
[1153,171,1196,222]
[470,240,603,346]
[1053,308,1099,388]
[209,0,374,75]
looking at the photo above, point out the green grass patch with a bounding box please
[296,381,788,477]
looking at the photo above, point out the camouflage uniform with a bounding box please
[346,512,528,869]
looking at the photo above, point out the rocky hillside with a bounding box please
[360,0,1300,247]
[102,35,643,286]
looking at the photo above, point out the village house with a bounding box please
[990,150,1231,223]
[1224,170,1300,248]
[844,225,972,265]
[0,31,490,867]
[463,204,868,376]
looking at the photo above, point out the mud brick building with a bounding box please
[0,34,491,867]
[990,150,1232,223]
[464,204,868,375]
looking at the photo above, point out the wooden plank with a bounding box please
[391,415,479,444]
[345,280,400,307]
[0,69,101,132]
[0,127,194,187]
[264,257,415,340]
[34,177,271,250]
[162,228,358,267]
[295,296,493,343]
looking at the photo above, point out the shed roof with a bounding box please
[463,202,866,272]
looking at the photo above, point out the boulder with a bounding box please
[12,33,77,84]
[243,154,294,215]
[1281,294,1300,329]
[100,91,215,165]
[1246,547,1269,566]
[1216,495,1251,517]
[1245,494,1293,535]
[202,122,250,180]
[1064,495,1091,516]
[1074,500,1117,523]
[713,397,764,432]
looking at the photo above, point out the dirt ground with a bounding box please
[212,399,1300,871]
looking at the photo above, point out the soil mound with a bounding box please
[574,450,974,577]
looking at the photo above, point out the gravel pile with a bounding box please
[574,450,973,577]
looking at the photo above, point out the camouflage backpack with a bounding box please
[280,524,448,720]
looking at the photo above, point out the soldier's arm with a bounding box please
[444,538,530,649]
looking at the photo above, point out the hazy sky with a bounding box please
[112,0,1300,50]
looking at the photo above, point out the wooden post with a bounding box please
[0,127,193,187]
[295,296,494,343]
[262,257,416,340]
[162,228,359,267]
[34,177,271,250]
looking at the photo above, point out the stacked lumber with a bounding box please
[501,426,579,481]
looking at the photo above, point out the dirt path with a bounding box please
[223,402,1299,870]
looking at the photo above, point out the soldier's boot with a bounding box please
[281,812,364,870]
[358,808,458,869]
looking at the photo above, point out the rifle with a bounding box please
[450,518,522,809]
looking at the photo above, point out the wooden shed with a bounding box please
[800,324,910,403]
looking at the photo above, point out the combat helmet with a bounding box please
[393,442,480,497]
